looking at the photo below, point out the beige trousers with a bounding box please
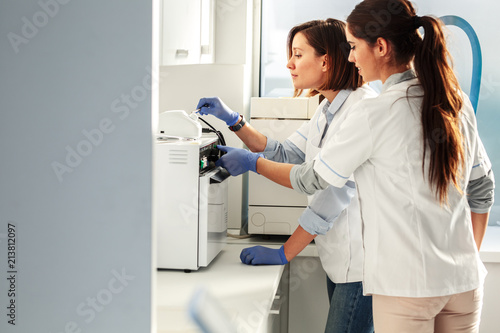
[372,287,483,333]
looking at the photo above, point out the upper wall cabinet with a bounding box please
[161,0,215,65]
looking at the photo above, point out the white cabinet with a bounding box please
[248,119,309,235]
[161,0,215,65]
[248,96,320,235]
[288,257,330,333]
[266,265,290,333]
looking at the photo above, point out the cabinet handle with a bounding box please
[175,49,189,57]
[269,298,281,315]
[201,45,211,54]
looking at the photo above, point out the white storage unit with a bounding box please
[160,0,215,65]
[248,96,319,235]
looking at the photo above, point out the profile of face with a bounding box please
[286,32,328,91]
[346,26,379,82]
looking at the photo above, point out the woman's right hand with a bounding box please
[196,97,240,126]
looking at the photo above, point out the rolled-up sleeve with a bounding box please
[466,118,494,213]
[467,169,495,213]
[290,160,330,195]
[299,181,356,235]
[299,208,333,235]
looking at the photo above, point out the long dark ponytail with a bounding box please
[347,0,464,203]
[415,15,464,204]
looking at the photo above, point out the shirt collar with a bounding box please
[381,69,417,93]
[322,89,352,117]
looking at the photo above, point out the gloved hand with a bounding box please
[196,97,240,126]
[215,145,263,176]
[240,245,288,265]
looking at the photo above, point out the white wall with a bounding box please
[0,1,153,332]
[288,257,329,333]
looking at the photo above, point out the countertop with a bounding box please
[155,226,500,332]
[226,226,500,262]
[156,242,285,333]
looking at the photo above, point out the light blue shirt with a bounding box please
[260,90,355,235]
[262,90,351,162]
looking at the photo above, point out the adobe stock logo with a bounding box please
[51,119,116,182]
[7,0,72,54]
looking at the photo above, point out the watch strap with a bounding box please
[228,115,246,132]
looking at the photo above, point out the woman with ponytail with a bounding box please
[338,0,494,330]
[213,0,494,331]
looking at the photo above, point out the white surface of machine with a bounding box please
[158,109,202,139]
[155,110,228,270]
[248,96,319,235]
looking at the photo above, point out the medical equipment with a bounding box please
[248,96,319,235]
[155,110,228,271]
[157,110,202,139]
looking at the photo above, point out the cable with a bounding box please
[198,116,217,131]
[199,117,226,146]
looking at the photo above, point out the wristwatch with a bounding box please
[228,115,246,132]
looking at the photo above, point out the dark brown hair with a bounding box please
[287,19,363,97]
[347,0,464,203]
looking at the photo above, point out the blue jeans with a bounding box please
[325,277,374,333]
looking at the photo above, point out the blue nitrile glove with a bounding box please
[196,97,240,126]
[240,245,288,265]
[215,145,263,176]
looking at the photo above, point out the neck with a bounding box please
[319,90,339,103]
[380,63,412,84]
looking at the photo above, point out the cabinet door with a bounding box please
[161,0,215,65]
[288,257,329,333]
[267,265,289,333]
[161,0,201,65]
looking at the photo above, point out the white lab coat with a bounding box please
[314,70,491,297]
[288,85,377,283]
